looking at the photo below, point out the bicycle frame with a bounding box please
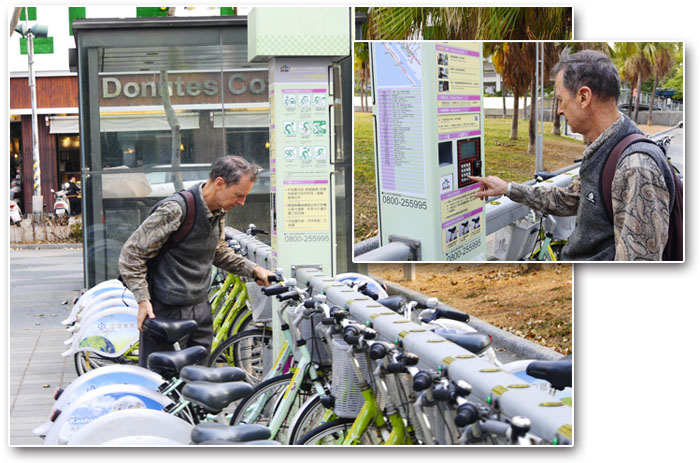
[211,279,250,351]
[210,272,236,317]
[341,348,412,445]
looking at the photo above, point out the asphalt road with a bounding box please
[9,247,84,331]
[663,126,684,176]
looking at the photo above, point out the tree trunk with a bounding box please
[633,74,643,123]
[502,87,507,118]
[160,71,184,192]
[552,97,561,135]
[510,90,520,140]
[627,86,634,117]
[528,77,537,154]
[647,74,658,126]
[523,92,528,120]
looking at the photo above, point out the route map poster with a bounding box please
[373,42,427,199]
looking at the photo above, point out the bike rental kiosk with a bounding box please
[248,7,352,352]
[371,42,486,261]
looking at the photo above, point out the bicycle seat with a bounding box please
[525,356,572,391]
[180,365,247,383]
[534,171,557,181]
[376,295,407,313]
[142,318,198,344]
[182,380,253,414]
[191,422,271,444]
[435,330,492,355]
[147,345,208,378]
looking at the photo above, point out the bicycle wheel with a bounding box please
[207,328,273,384]
[74,349,139,376]
[229,371,317,443]
[226,308,254,339]
[287,394,332,445]
[229,372,292,440]
[296,418,383,445]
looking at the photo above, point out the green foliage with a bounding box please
[662,65,684,101]
[69,220,83,242]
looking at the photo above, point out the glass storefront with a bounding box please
[74,18,272,285]
[74,16,354,287]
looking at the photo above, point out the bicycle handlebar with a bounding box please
[421,308,470,324]
[261,284,290,296]
[276,290,300,302]
[412,370,434,392]
[454,402,480,427]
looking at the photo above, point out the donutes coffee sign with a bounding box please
[99,70,268,106]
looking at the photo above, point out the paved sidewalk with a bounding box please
[9,247,84,446]
[10,329,78,445]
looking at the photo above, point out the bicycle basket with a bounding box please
[291,305,331,366]
[331,338,372,418]
[246,282,272,323]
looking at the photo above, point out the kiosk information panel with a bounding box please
[372,42,486,261]
[269,57,334,273]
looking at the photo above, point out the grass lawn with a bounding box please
[353,112,587,242]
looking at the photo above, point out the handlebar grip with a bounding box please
[432,387,452,402]
[343,334,361,345]
[385,362,407,374]
[303,299,316,309]
[454,403,480,427]
[276,290,299,302]
[362,287,379,300]
[412,370,432,392]
[369,343,387,360]
[261,284,288,296]
[434,308,469,323]
[267,275,279,283]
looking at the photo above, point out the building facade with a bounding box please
[9,6,247,214]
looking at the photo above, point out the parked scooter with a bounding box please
[10,180,22,225]
[10,199,22,225]
[52,184,71,218]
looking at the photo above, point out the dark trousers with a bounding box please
[138,298,213,369]
[68,196,81,215]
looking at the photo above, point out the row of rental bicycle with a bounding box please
[34,227,572,446]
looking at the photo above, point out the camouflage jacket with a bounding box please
[118,183,257,303]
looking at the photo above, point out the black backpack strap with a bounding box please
[601,134,654,222]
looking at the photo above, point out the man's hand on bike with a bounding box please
[137,300,155,331]
[252,266,276,287]
[469,175,508,199]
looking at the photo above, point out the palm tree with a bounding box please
[615,43,655,123]
[354,43,370,112]
[647,43,677,126]
[364,7,572,40]
[492,43,535,140]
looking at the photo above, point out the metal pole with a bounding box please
[533,42,544,171]
[25,7,43,215]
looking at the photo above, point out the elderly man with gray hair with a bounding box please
[471,50,674,261]
[119,155,276,366]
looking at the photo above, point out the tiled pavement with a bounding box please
[10,329,78,445]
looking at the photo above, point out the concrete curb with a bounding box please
[371,275,563,361]
[10,243,83,250]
